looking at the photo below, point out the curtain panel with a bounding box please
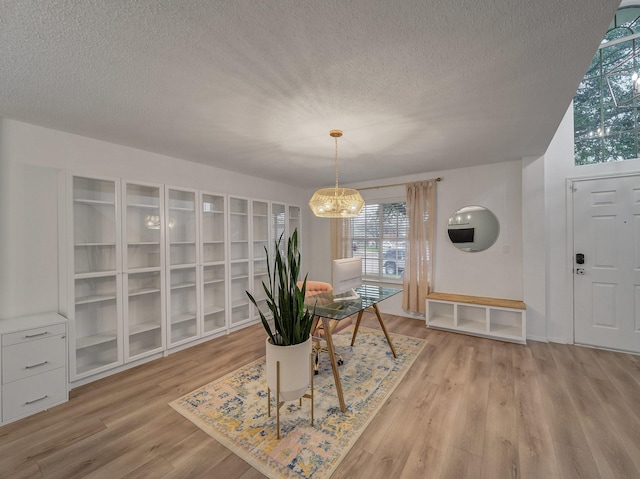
[402,180,436,314]
[330,218,352,260]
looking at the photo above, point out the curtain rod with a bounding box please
[357,177,442,191]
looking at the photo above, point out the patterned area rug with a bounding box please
[169,326,426,479]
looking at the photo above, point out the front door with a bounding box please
[573,174,640,353]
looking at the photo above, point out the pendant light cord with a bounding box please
[334,135,339,194]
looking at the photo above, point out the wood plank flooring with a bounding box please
[1,312,639,478]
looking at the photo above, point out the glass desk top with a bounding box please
[304,285,402,320]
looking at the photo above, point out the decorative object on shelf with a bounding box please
[309,130,365,218]
[144,215,175,229]
[247,229,315,402]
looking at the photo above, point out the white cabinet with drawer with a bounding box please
[0,313,68,425]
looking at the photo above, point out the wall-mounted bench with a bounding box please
[426,292,526,344]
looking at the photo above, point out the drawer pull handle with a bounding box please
[25,361,49,369]
[25,395,48,405]
[25,331,48,338]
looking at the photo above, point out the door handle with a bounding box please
[576,268,585,275]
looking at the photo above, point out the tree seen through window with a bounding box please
[574,6,640,165]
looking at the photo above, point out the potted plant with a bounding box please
[246,229,315,401]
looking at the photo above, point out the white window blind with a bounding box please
[349,201,407,282]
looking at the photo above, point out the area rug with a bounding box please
[169,326,426,479]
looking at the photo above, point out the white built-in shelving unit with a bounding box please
[251,200,270,322]
[271,202,287,258]
[166,187,199,347]
[288,205,301,238]
[200,192,227,336]
[123,181,165,361]
[228,196,251,329]
[69,175,122,380]
[62,172,300,385]
[270,202,302,252]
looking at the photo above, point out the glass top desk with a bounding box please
[304,284,402,413]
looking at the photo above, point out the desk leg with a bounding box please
[372,304,397,358]
[322,317,346,413]
[350,310,364,347]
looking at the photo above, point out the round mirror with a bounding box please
[447,205,499,252]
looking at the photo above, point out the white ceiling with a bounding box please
[0,0,621,188]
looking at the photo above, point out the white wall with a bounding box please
[0,119,312,319]
[521,155,547,341]
[306,160,524,319]
[303,105,640,343]
[14,108,634,345]
[432,161,523,298]
[543,104,640,342]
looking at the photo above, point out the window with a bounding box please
[350,201,407,282]
[574,6,640,165]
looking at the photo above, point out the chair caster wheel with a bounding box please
[338,360,344,366]
[314,370,319,375]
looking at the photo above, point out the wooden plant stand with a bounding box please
[267,354,314,439]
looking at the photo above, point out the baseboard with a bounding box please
[575,343,640,356]
[525,335,549,343]
[69,330,231,390]
[68,352,164,390]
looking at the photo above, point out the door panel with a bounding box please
[635,285,640,332]
[593,215,616,267]
[573,175,640,353]
[591,282,616,328]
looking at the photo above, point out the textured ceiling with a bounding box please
[0,0,620,188]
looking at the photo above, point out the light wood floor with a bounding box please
[1,313,639,478]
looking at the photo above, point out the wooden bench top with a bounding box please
[427,292,526,310]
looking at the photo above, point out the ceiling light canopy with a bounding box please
[309,130,365,218]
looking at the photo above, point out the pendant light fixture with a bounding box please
[309,130,365,218]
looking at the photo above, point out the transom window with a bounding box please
[350,201,407,282]
[574,6,640,165]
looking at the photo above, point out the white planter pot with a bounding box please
[265,336,312,401]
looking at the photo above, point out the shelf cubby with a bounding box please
[127,272,162,326]
[202,263,226,335]
[127,243,162,270]
[76,331,118,350]
[288,205,301,235]
[229,242,248,261]
[201,193,225,264]
[75,276,117,304]
[202,242,225,263]
[128,327,162,358]
[74,244,117,274]
[73,177,116,204]
[204,311,226,332]
[166,187,198,347]
[70,175,122,380]
[457,304,488,333]
[229,197,248,215]
[231,304,251,324]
